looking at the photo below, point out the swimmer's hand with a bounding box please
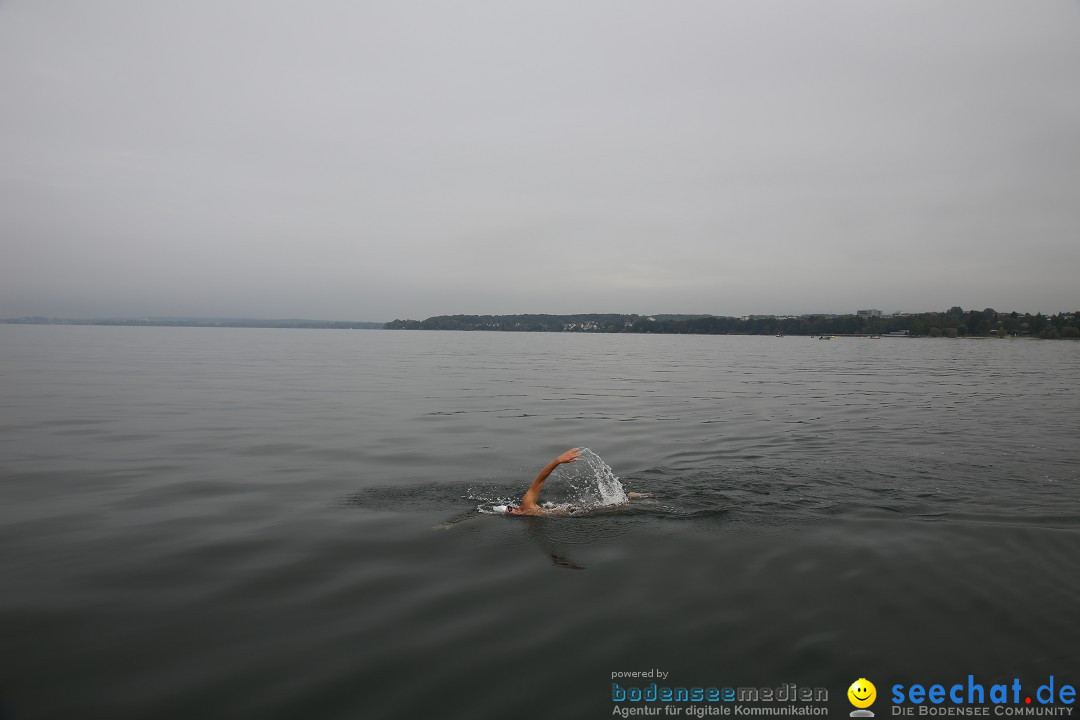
[556,448,582,464]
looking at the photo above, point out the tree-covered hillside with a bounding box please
[386,309,1080,338]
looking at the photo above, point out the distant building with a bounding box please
[857,309,882,318]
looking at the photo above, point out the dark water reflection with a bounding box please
[1,326,1078,720]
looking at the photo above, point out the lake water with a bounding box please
[1,325,1077,720]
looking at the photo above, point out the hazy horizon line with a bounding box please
[4,304,1077,325]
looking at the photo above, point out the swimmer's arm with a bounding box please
[519,448,581,510]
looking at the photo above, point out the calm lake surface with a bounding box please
[1,325,1078,720]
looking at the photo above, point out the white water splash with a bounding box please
[472,447,627,514]
[558,447,628,508]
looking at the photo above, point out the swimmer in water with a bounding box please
[505,448,647,515]
[506,448,582,515]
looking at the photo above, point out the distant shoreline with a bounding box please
[4,308,1078,339]
[385,310,1079,339]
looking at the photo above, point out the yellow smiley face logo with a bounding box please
[848,678,876,708]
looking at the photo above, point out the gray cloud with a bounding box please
[2,0,1078,320]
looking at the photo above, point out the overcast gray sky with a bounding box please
[2,0,1078,320]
